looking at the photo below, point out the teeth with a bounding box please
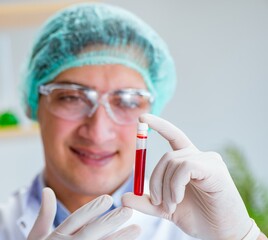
[78,150,106,159]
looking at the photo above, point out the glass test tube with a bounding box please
[134,122,148,196]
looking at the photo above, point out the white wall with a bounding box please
[0,135,44,202]
[102,0,268,180]
[0,0,267,202]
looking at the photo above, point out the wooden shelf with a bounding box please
[0,124,39,138]
[0,0,94,27]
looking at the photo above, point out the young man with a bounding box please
[0,3,266,240]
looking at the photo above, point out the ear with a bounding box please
[25,105,39,121]
[26,106,32,119]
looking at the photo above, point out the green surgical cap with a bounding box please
[22,2,177,120]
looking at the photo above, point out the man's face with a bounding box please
[38,64,147,198]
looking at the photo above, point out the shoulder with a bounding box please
[0,187,28,217]
[0,187,30,240]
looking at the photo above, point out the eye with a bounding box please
[112,94,141,109]
[121,99,140,109]
[58,95,82,102]
[52,90,85,105]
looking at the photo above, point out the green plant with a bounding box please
[0,110,19,127]
[222,145,268,235]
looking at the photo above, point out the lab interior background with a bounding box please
[0,0,267,202]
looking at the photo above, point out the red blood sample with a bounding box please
[134,148,147,196]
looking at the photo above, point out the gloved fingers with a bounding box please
[149,150,186,206]
[100,224,141,240]
[122,193,170,220]
[27,187,57,240]
[139,113,198,151]
[170,160,207,204]
[149,152,171,205]
[73,207,133,240]
[162,159,179,213]
[55,195,113,235]
[46,232,72,240]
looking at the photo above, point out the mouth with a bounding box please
[70,147,117,167]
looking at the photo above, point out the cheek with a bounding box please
[49,122,72,142]
[118,126,137,156]
[39,113,77,149]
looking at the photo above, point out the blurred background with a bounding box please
[0,0,267,211]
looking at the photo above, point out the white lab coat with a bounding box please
[0,184,199,240]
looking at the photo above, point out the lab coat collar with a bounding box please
[16,173,47,238]
[15,173,147,237]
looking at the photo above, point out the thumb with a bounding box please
[28,187,57,240]
[121,193,164,219]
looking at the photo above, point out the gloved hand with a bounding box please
[28,188,140,240]
[122,114,260,240]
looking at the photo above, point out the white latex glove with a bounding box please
[28,187,140,240]
[122,114,260,240]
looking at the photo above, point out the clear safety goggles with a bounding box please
[39,83,154,125]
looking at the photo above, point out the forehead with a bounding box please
[53,64,147,91]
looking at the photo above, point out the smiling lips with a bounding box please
[70,147,117,166]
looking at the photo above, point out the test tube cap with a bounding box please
[138,122,149,131]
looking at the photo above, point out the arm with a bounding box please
[123,114,266,240]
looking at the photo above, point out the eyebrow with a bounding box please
[55,80,97,90]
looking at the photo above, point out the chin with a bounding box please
[71,175,121,195]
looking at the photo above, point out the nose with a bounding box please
[77,104,116,144]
